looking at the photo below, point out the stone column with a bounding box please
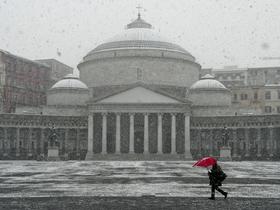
[232,129,238,158]
[171,113,177,154]
[16,128,20,157]
[6,128,10,152]
[257,128,262,157]
[33,129,37,152]
[197,129,202,158]
[129,113,135,154]
[209,129,213,156]
[76,129,80,159]
[115,113,121,154]
[3,128,8,156]
[39,128,44,156]
[184,114,192,159]
[101,113,107,154]
[144,113,149,154]
[28,128,32,157]
[65,128,69,158]
[0,129,2,151]
[157,113,163,154]
[244,128,250,157]
[269,127,274,157]
[273,128,278,155]
[86,114,94,159]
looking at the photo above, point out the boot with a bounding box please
[208,192,215,200]
[224,192,228,199]
[217,187,227,199]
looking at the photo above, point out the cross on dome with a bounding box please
[127,5,152,29]
[136,5,142,19]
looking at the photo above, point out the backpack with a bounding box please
[218,170,227,182]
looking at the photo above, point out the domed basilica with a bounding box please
[0,14,279,161]
[43,14,234,160]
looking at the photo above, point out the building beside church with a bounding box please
[0,50,74,114]
[0,50,51,113]
[35,59,73,86]
[0,14,279,160]
[202,66,280,115]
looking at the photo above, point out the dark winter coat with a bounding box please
[208,164,227,186]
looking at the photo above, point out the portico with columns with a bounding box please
[86,85,192,160]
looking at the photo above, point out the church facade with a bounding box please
[0,15,279,160]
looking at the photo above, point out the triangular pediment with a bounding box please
[95,86,183,104]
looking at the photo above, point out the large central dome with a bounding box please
[86,14,193,58]
[78,14,200,89]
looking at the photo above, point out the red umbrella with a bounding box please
[192,157,217,168]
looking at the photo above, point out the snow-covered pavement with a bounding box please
[0,161,279,198]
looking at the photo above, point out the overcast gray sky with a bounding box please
[0,0,280,70]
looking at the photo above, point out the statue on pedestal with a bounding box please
[220,126,232,161]
[47,125,60,160]
[222,127,229,147]
[48,127,59,147]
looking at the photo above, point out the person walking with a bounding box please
[208,163,228,200]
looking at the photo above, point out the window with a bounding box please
[254,92,258,100]
[240,93,248,100]
[277,107,280,113]
[264,71,268,83]
[252,71,257,76]
[265,91,271,100]
[234,94,237,100]
[278,91,280,99]
[137,68,143,80]
[265,106,272,113]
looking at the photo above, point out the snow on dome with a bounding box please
[86,15,192,56]
[51,74,88,89]
[190,74,227,90]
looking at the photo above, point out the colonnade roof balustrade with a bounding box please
[0,114,87,128]
[191,115,280,128]
[1,113,280,129]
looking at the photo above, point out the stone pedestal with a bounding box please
[85,151,94,160]
[184,152,193,160]
[47,146,60,161]
[219,146,232,161]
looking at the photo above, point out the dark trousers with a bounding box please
[211,185,226,197]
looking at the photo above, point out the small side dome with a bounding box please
[188,74,231,109]
[190,74,227,91]
[51,74,88,90]
[47,74,90,106]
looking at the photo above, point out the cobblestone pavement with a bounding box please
[0,196,279,210]
[0,161,279,209]
[0,161,280,198]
